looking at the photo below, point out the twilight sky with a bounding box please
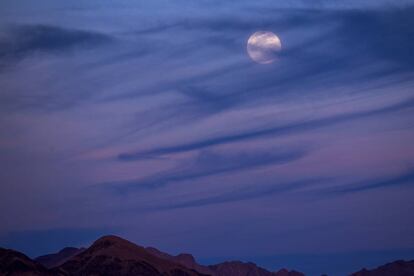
[1,0,414,275]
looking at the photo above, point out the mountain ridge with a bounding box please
[351,259,414,276]
[34,247,85,269]
[1,234,414,276]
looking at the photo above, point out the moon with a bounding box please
[247,31,282,64]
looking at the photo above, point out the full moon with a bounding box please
[247,31,282,64]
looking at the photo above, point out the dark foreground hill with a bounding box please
[1,234,413,275]
[54,235,204,276]
[351,259,414,276]
[0,235,300,276]
[0,247,52,276]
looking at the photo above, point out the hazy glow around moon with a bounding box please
[247,31,282,64]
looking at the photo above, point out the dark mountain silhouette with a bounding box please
[351,259,414,276]
[273,268,305,276]
[35,247,85,268]
[0,235,303,276]
[146,246,213,275]
[57,235,204,276]
[0,248,52,276]
[1,234,413,276]
[208,262,303,276]
[146,246,303,276]
[209,261,274,276]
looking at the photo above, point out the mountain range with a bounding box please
[1,235,413,276]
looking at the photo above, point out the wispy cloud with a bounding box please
[151,178,324,210]
[107,147,308,192]
[325,169,414,194]
[0,24,112,61]
[118,97,414,159]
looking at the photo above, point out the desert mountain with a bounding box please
[273,268,305,276]
[2,234,413,276]
[146,246,213,275]
[146,247,303,276]
[0,248,52,276]
[209,261,274,276]
[58,235,204,276]
[351,259,414,276]
[208,261,304,276]
[35,247,85,269]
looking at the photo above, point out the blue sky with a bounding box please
[0,1,414,275]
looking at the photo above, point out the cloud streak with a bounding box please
[326,169,414,195]
[109,147,308,192]
[118,97,414,159]
[0,24,112,61]
[151,178,324,210]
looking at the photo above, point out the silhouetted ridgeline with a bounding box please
[351,259,414,276]
[1,235,413,275]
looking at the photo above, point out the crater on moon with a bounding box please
[247,31,282,64]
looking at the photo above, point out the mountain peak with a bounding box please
[58,235,202,276]
[88,234,147,255]
[176,253,196,263]
[92,235,130,245]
